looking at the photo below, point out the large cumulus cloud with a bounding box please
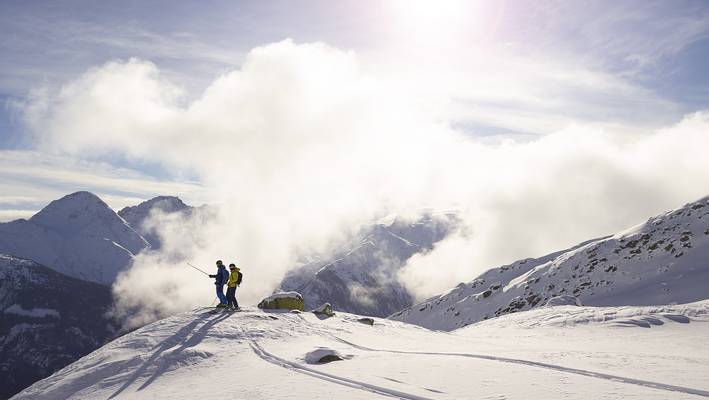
[22,39,709,325]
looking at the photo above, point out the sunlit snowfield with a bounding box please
[15,302,709,400]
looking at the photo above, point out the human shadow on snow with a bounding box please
[108,312,233,399]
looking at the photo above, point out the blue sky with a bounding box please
[1,0,709,220]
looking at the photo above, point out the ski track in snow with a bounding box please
[245,328,434,400]
[158,311,709,399]
[246,312,709,399]
[14,307,706,399]
[328,336,709,398]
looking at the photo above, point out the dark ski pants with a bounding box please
[226,286,239,309]
[216,285,227,305]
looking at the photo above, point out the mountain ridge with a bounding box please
[0,192,194,285]
[279,212,459,317]
[390,195,709,331]
[0,253,118,399]
[118,196,192,248]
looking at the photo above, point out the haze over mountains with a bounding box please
[279,212,459,317]
[118,196,193,248]
[391,196,709,331]
[0,190,463,318]
[0,192,150,285]
[0,193,194,398]
[1,191,708,399]
[0,191,455,397]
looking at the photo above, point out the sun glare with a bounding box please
[389,0,479,44]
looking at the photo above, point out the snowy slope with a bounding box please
[280,212,458,317]
[0,192,149,285]
[12,301,709,399]
[390,196,709,331]
[0,254,118,399]
[118,196,192,248]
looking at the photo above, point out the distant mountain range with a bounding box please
[0,192,192,285]
[0,192,149,285]
[3,190,709,397]
[0,193,192,399]
[279,212,460,317]
[118,196,193,248]
[390,196,709,331]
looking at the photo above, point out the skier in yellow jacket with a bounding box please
[226,263,241,310]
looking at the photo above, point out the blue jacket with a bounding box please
[210,266,228,286]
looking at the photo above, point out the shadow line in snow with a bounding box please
[248,340,434,400]
[108,312,232,399]
[331,336,709,398]
[136,312,232,391]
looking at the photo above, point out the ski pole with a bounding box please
[186,262,210,276]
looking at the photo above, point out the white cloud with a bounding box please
[400,113,709,299]
[20,39,709,323]
[0,210,35,221]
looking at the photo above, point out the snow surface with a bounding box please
[260,291,304,302]
[13,302,709,399]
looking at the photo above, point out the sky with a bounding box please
[1,0,709,216]
[1,0,708,217]
[2,0,709,312]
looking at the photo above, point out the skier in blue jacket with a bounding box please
[208,260,229,308]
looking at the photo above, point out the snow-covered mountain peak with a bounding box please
[29,191,124,233]
[117,195,192,248]
[0,192,150,284]
[118,196,189,220]
[614,195,709,240]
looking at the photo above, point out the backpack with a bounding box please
[221,268,229,283]
[236,271,243,285]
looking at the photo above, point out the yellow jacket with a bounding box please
[227,267,241,287]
